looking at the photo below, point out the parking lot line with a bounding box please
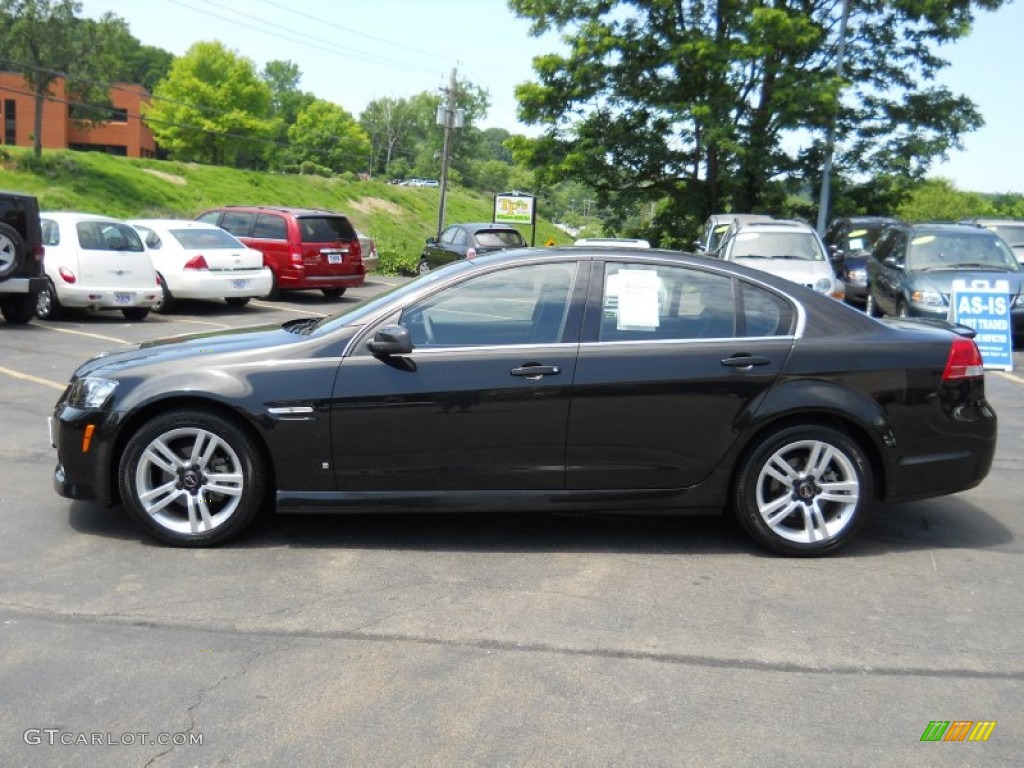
[0,365,67,392]
[38,325,129,344]
[993,370,1024,385]
[171,318,233,329]
[249,301,325,315]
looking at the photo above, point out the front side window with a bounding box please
[402,262,577,347]
[41,219,60,246]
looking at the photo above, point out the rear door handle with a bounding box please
[511,365,561,379]
[720,355,771,369]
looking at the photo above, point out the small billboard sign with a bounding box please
[948,279,1013,371]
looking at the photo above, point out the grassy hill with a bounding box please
[0,147,571,274]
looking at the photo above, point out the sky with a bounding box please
[75,0,1024,195]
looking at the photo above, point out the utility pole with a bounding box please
[816,0,851,235]
[436,67,463,238]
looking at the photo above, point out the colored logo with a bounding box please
[920,721,997,742]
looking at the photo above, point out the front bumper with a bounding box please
[50,405,124,504]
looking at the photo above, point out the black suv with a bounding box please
[823,216,901,306]
[0,191,47,325]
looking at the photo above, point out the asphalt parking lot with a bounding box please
[1,279,1022,766]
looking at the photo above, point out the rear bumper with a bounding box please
[0,276,47,295]
[55,284,161,310]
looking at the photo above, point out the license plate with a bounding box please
[114,293,132,305]
[327,253,343,264]
[231,279,248,290]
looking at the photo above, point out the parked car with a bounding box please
[36,212,160,321]
[129,219,273,312]
[573,237,651,248]
[195,206,365,299]
[960,218,1024,264]
[356,229,379,273]
[694,213,773,254]
[51,246,995,556]
[418,222,527,274]
[0,190,47,325]
[716,219,845,300]
[823,216,901,306]
[865,222,1024,334]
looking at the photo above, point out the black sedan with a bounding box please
[50,248,996,556]
[418,222,526,274]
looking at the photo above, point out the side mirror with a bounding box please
[366,324,413,356]
[425,237,437,246]
[882,256,904,270]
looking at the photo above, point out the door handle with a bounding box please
[511,365,561,379]
[720,355,771,369]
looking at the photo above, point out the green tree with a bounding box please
[262,59,316,168]
[897,178,994,221]
[287,99,370,174]
[143,41,277,167]
[509,0,1004,237]
[360,96,418,178]
[0,0,136,157]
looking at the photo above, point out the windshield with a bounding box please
[984,224,1024,248]
[730,231,825,261]
[845,226,886,253]
[908,232,1020,271]
[309,259,476,334]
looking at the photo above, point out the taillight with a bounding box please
[58,266,76,284]
[291,246,303,264]
[34,245,45,261]
[184,254,209,270]
[942,338,985,381]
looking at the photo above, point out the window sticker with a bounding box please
[849,229,868,238]
[911,235,936,245]
[609,269,662,330]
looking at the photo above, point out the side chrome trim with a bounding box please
[267,406,315,415]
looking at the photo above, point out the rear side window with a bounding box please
[299,216,356,242]
[740,282,795,337]
[475,229,525,248]
[253,213,288,240]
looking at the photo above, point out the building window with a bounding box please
[3,99,15,145]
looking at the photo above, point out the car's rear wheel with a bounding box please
[35,279,62,320]
[417,259,431,275]
[118,409,268,547]
[321,287,346,298]
[154,274,175,313]
[0,222,26,281]
[0,294,35,324]
[224,297,250,307]
[733,425,871,556]
[122,307,150,321]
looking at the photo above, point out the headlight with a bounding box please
[844,268,866,285]
[66,377,118,409]
[814,277,833,294]
[910,290,945,307]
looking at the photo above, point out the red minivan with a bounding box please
[196,206,365,298]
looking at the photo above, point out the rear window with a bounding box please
[299,216,356,243]
[171,228,245,249]
[76,220,144,252]
[475,229,526,248]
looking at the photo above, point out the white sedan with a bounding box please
[38,212,161,321]
[130,220,273,312]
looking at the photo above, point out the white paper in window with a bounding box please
[615,269,661,330]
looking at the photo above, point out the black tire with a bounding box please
[225,296,251,307]
[122,307,150,321]
[865,291,880,318]
[0,221,26,281]
[118,408,269,547]
[265,272,281,301]
[321,287,346,298]
[896,300,909,319]
[154,275,175,313]
[35,279,62,320]
[417,259,431,275]
[0,294,35,324]
[732,425,872,556]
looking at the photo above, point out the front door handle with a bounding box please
[720,355,771,369]
[511,364,561,379]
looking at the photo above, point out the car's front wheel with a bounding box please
[865,292,880,318]
[118,409,269,546]
[417,259,431,275]
[733,425,871,556]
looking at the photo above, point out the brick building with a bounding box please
[0,72,156,158]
